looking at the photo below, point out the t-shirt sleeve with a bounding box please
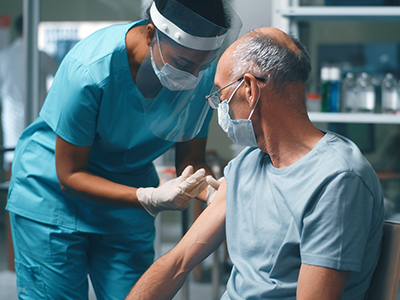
[300,171,375,272]
[40,57,102,146]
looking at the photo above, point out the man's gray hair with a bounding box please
[230,31,311,89]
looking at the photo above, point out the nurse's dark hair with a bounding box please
[231,31,311,88]
[144,0,230,32]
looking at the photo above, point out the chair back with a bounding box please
[367,221,400,300]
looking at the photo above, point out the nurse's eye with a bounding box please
[173,59,188,70]
[173,59,195,73]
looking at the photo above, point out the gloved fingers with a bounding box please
[185,168,206,184]
[164,178,207,210]
[205,175,221,190]
[176,168,206,195]
[174,180,207,202]
[180,165,194,181]
[157,165,194,190]
[188,179,208,196]
[206,177,225,205]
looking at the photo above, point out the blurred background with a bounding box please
[1,0,400,299]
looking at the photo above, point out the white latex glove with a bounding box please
[205,176,224,205]
[137,165,208,217]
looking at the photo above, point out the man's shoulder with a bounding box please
[225,147,266,175]
[231,147,263,164]
[320,131,370,172]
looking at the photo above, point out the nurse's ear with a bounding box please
[145,24,156,46]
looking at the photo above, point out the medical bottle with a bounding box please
[381,73,399,113]
[341,72,357,112]
[356,72,375,113]
[329,66,341,113]
[320,66,330,112]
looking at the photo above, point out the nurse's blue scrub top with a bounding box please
[6,20,214,234]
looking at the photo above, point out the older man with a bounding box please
[125,27,384,300]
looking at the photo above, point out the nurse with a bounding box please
[6,0,241,299]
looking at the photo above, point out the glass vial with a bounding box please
[329,67,341,113]
[342,72,357,112]
[381,73,399,113]
[320,66,330,112]
[356,72,375,113]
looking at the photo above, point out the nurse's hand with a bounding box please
[137,165,208,217]
[205,176,224,205]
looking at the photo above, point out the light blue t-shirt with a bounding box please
[6,20,215,234]
[222,131,385,300]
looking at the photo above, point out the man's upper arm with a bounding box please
[175,179,227,268]
[297,263,350,300]
[125,180,227,300]
[301,173,376,271]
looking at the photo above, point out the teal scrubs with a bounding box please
[6,20,214,299]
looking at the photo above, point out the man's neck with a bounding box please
[263,119,324,169]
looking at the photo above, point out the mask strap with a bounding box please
[227,79,244,104]
[248,83,260,120]
[155,31,167,66]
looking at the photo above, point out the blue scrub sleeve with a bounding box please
[300,172,375,272]
[41,57,101,147]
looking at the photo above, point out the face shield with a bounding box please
[135,0,242,142]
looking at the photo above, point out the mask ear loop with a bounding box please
[227,79,244,104]
[248,83,261,120]
[155,31,168,67]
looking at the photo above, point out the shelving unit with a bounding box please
[281,6,400,22]
[273,1,400,124]
[309,112,400,124]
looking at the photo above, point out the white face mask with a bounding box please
[217,80,260,147]
[150,35,205,91]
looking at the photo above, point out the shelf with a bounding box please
[308,112,400,124]
[280,6,400,21]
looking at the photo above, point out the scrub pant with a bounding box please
[9,212,155,300]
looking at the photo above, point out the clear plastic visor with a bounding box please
[135,0,242,142]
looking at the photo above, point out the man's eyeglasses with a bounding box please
[206,76,266,109]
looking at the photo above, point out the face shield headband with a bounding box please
[149,2,227,51]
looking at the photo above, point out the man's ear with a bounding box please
[243,74,260,109]
[145,24,156,46]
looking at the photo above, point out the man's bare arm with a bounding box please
[297,263,350,300]
[125,180,227,300]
